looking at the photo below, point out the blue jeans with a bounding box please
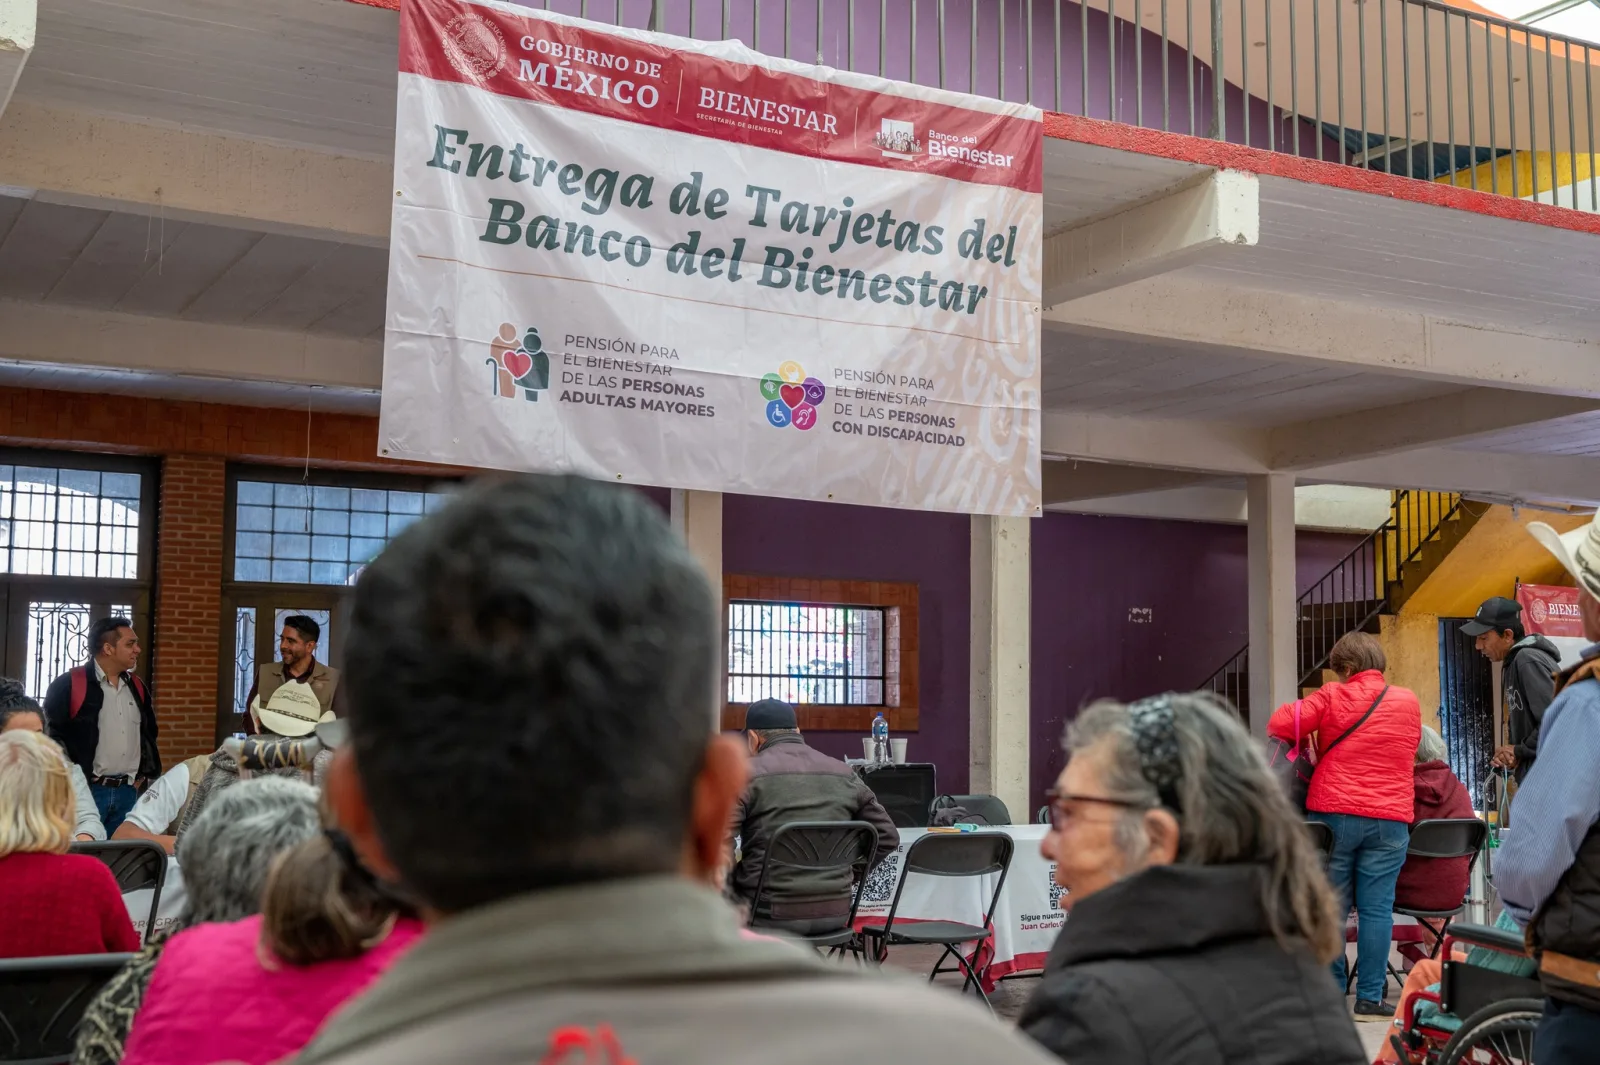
[90,782,138,836]
[1536,999,1600,1064]
[1309,811,1409,1002]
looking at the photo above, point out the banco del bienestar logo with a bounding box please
[443,12,507,81]
[1530,597,1548,626]
[759,361,824,431]
[488,323,549,402]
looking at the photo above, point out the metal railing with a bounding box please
[1201,489,1464,716]
[539,0,1600,210]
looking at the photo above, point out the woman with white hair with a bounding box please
[1018,692,1366,1065]
[0,729,139,958]
[1393,726,1475,931]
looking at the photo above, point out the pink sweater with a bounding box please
[120,914,422,1065]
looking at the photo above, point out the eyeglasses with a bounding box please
[1042,787,1152,832]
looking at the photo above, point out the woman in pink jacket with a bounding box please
[119,823,422,1065]
[1266,631,1420,1022]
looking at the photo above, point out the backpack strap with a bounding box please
[128,673,149,704]
[69,666,88,719]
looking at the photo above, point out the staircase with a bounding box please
[1202,490,1482,720]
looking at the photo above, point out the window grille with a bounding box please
[0,465,143,578]
[727,600,885,705]
[233,481,453,585]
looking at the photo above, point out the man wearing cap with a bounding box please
[244,615,344,735]
[729,698,900,932]
[1498,514,1600,1062]
[1462,596,1560,783]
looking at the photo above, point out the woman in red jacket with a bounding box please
[0,729,141,958]
[1267,631,1420,1021]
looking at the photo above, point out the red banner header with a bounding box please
[1517,582,1586,639]
[399,0,1044,194]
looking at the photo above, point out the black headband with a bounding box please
[1127,694,1183,814]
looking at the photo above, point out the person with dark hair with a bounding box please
[1266,630,1421,1021]
[42,616,158,833]
[1462,596,1559,783]
[117,804,420,1065]
[730,698,898,930]
[0,680,104,841]
[244,614,345,735]
[291,475,1059,1065]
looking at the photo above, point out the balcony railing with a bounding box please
[550,0,1598,210]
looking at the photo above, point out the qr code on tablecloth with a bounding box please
[860,852,901,904]
[1047,863,1066,908]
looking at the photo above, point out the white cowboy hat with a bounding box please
[1528,514,1600,600]
[250,683,334,738]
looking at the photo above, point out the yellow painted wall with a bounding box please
[1437,152,1597,199]
[1402,505,1589,619]
[1376,613,1443,735]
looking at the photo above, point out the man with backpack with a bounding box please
[43,616,160,833]
[1462,596,1560,783]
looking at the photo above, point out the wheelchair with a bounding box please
[1388,923,1542,1065]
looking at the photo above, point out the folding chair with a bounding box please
[858,832,1014,1011]
[70,840,167,943]
[1303,820,1335,858]
[0,952,135,1065]
[929,794,1012,827]
[747,821,878,955]
[1388,817,1489,990]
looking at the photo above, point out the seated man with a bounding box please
[112,752,215,854]
[731,698,899,931]
[291,475,1058,1065]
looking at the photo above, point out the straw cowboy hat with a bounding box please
[1528,513,1600,600]
[249,682,335,738]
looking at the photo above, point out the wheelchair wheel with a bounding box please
[1437,998,1543,1065]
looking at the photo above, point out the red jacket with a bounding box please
[0,852,141,958]
[1267,670,1420,823]
[1393,760,1477,912]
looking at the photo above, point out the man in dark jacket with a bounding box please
[730,699,899,930]
[43,616,160,833]
[1463,596,1559,783]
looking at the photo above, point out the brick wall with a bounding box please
[0,385,458,764]
[155,455,227,761]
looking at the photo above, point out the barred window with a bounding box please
[0,465,143,578]
[727,601,886,705]
[233,481,454,585]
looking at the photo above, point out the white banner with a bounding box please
[381,0,1043,515]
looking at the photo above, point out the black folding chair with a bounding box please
[1036,805,1051,825]
[858,832,1014,1011]
[929,794,1012,827]
[747,821,879,955]
[70,840,167,943]
[0,952,135,1065]
[1303,820,1335,858]
[1395,818,1489,958]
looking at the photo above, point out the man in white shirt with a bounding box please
[0,684,105,841]
[113,754,213,854]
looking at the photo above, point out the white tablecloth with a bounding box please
[853,824,1061,983]
[122,857,186,942]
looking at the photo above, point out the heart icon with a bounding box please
[503,349,533,380]
[780,384,804,409]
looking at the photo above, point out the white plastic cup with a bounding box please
[862,737,876,762]
[890,738,908,764]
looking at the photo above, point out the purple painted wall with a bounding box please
[721,493,974,793]
[1028,514,1363,809]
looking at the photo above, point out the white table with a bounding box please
[853,824,1061,984]
[122,857,186,942]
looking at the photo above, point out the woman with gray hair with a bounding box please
[1018,692,1366,1065]
[1393,725,1476,932]
[73,776,321,1065]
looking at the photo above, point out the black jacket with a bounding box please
[1505,635,1560,782]
[43,665,161,782]
[732,735,899,918]
[1019,864,1366,1065]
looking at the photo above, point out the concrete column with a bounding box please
[0,0,35,118]
[969,515,1031,821]
[671,489,724,726]
[1247,473,1297,734]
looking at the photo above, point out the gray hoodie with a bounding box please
[1505,634,1561,782]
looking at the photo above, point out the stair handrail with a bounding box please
[1200,490,1464,704]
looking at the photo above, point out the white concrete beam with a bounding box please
[0,102,390,245]
[970,515,1030,818]
[0,0,33,118]
[1269,389,1600,470]
[671,488,724,727]
[1305,448,1600,507]
[1041,170,1259,308]
[1041,409,1270,475]
[1046,276,1600,398]
[1247,473,1297,734]
[1041,459,1217,504]
[0,298,381,390]
[1050,484,1393,533]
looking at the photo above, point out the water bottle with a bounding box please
[871,712,889,764]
